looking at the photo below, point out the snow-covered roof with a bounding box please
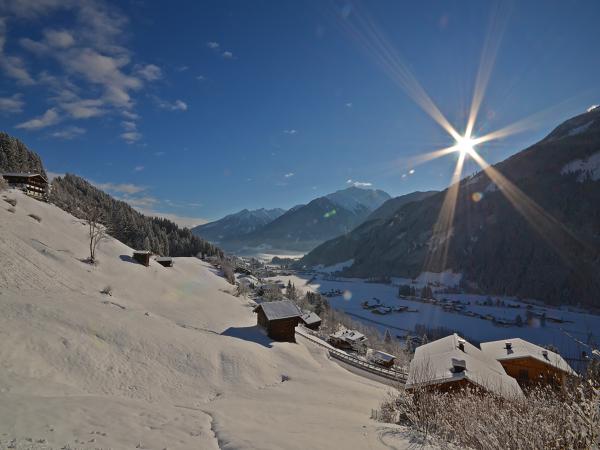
[254,300,301,321]
[406,334,523,399]
[331,329,367,343]
[2,172,48,181]
[133,250,151,255]
[155,257,172,262]
[372,350,395,363]
[480,338,576,376]
[300,311,321,325]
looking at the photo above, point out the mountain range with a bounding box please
[300,108,600,307]
[192,208,285,243]
[194,186,391,252]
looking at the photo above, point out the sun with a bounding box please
[455,135,477,156]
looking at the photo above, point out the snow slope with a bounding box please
[0,190,416,450]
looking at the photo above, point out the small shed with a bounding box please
[253,300,302,342]
[156,256,173,267]
[299,311,321,330]
[133,250,151,266]
[370,350,396,368]
[329,329,368,351]
[480,338,577,387]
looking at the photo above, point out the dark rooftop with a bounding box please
[254,300,301,321]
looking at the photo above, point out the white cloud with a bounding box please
[43,29,75,48]
[207,41,220,49]
[0,93,24,113]
[284,172,295,178]
[133,165,144,172]
[136,208,208,228]
[121,131,141,143]
[346,179,372,187]
[121,120,137,131]
[222,51,233,59]
[154,97,188,111]
[176,65,189,72]
[283,129,297,135]
[92,181,146,195]
[135,63,162,81]
[46,170,65,181]
[345,102,353,108]
[50,125,85,139]
[196,75,206,81]
[15,107,61,129]
[60,98,106,119]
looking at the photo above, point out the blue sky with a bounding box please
[1,0,599,226]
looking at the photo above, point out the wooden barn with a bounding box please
[299,311,321,330]
[253,300,302,342]
[370,350,396,368]
[156,256,173,267]
[1,172,48,200]
[133,250,151,266]
[480,338,577,387]
[405,334,523,399]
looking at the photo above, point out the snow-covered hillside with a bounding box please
[0,190,416,450]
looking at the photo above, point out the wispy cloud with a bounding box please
[283,129,297,135]
[0,93,24,113]
[15,107,61,129]
[346,179,372,187]
[50,125,85,140]
[46,170,65,181]
[207,41,220,49]
[135,63,162,81]
[222,51,233,59]
[284,172,295,178]
[92,181,146,195]
[345,102,353,108]
[135,208,208,228]
[153,97,188,111]
[121,131,141,143]
[133,165,144,172]
[196,75,206,81]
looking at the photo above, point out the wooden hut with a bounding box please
[480,338,577,387]
[299,311,321,330]
[156,256,173,267]
[133,250,151,266]
[405,334,523,399]
[328,329,368,351]
[253,300,302,342]
[370,350,396,368]
[1,172,48,200]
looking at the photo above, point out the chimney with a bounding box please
[505,342,513,351]
[542,350,549,359]
[457,338,466,352]
[451,358,466,373]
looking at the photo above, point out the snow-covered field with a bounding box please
[0,190,422,450]
[270,274,600,367]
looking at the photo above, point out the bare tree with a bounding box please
[82,206,110,264]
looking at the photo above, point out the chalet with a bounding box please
[253,300,302,342]
[1,172,48,200]
[133,250,151,266]
[480,338,577,387]
[405,334,523,399]
[156,256,173,267]
[329,329,368,352]
[299,311,321,330]
[370,350,396,368]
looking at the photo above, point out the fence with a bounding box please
[296,327,407,383]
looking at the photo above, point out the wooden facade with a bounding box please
[498,357,570,387]
[2,173,48,200]
[133,250,151,266]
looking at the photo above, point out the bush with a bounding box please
[100,285,112,296]
[378,381,600,449]
[4,198,17,207]
[28,213,42,222]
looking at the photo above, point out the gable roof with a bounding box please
[406,334,523,399]
[254,300,301,321]
[2,172,48,182]
[330,328,367,343]
[480,338,576,376]
[300,311,321,325]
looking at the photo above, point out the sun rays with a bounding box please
[334,0,586,274]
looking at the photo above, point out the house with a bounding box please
[370,350,396,368]
[156,256,173,267]
[480,338,577,387]
[133,250,151,266]
[1,172,48,200]
[405,334,523,399]
[253,300,302,342]
[329,329,368,352]
[299,311,321,330]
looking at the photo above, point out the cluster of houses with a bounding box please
[1,172,49,201]
[405,333,577,397]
